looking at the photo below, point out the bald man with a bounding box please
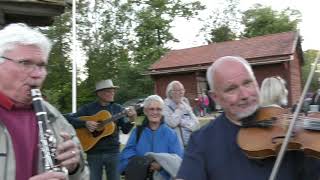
[176,56,320,180]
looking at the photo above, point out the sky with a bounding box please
[168,0,320,51]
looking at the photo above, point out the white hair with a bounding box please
[143,95,164,109]
[260,76,288,106]
[0,23,52,62]
[165,80,184,98]
[206,56,255,91]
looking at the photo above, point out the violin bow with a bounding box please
[269,50,320,180]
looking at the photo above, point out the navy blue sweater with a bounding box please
[177,113,320,180]
[66,101,134,154]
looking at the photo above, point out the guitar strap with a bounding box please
[168,105,186,146]
[178,125,186,146]
[136,125,144,143]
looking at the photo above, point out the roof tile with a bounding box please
[150,31,298,70]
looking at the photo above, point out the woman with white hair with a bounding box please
[260,76,288,107]
[119,95,183,180]
[163,81,199,147]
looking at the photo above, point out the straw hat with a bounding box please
[95,79,119,91]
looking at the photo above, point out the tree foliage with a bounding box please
[208,25,237,43]
[242,4,301,38]
[204,2,301,42]
[42,1,306,113]
[302,50,320,91]
[201,0,241,43]
[74,0,204,106]
[129,0,204,99]
[41,10,73,113]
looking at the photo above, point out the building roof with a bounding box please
[0,0,70,26]
[149,31,300,73]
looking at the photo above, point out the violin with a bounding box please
[237,106,320,159]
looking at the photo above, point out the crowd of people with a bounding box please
[1,23,320,180]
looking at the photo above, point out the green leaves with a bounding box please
[242,4,301,38]
[42,1,305,113]
[42,0,204,110]
[302,50,320,91]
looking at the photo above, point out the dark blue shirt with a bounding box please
[177,113,320,180]
[66,101,134,154]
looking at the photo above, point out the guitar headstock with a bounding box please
[124,102,144,111]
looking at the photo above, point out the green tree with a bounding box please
[208,25,237,43]
[242,4,301,38]
[41,10,73,113]
[75,0,204,104]
[302,50,320,92]
[201,0,241,43]
[130,0,205,97]
[76,0,135,104]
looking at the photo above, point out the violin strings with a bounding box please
[254,114,320,131]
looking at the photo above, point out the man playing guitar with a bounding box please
[66,79,137,180]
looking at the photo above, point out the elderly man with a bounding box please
[176,56,320,180]
[66,79,137,180]
[0,23,89,180]
[163,81,199,147]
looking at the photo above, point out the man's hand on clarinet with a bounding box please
[28,171,67,180]
[56,132,81,174]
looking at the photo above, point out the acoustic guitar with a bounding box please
[76,104,142,151]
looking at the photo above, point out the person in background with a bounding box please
[198,91,210,116]
[163,81,199,147]
[260,76,288,107]
[176,56,320,180]
[119,95,183,180]
[310,89,320,111]
[0,23,89,180]
[66,79,137,180]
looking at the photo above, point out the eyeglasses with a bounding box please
[0,56,47,71]
[172,89,185,92]
[148,107,162,112]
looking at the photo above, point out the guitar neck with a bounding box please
[99,104,143,127]
[100,112,126,126]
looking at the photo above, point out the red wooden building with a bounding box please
[147,31,304,108]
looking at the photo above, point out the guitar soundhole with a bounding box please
[92,130,103,137]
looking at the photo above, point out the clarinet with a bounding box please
[31,88,68,174]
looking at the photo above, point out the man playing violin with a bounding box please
[66,79,137,180]
[176,56,320,180]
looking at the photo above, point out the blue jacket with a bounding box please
[119,119,183,177]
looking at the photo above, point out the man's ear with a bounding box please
[209,91,218,103]
[208,90,214,99]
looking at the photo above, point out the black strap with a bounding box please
[136,125,144,143]
[168,105,175,112]
[178,125,186,146]
[168,104,186,146]
[0,153,6,157]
